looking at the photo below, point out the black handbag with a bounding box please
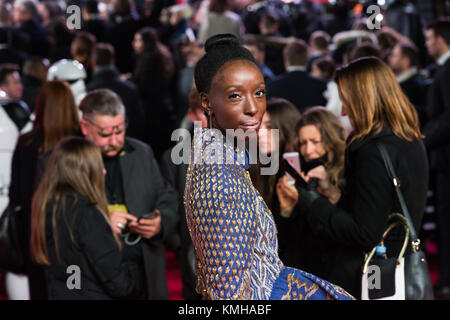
[361,143,434,300]
[0,203,26,274]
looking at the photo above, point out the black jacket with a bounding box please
[399,73,429,128]
[111,137,178,299]
[266,70,327,112]
[44,193,144,299]
[22,75,42,113]
[423,58,450,171]
[16,19,50,58]
[305,127,429,298]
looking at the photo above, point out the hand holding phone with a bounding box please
[138,210,160,223]
[282,152,302,185]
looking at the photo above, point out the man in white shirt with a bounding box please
[388,42,428,127]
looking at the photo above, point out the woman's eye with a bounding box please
[228,93,240,99]
[255,89,265,97]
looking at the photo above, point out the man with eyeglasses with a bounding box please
[78,89,177,300]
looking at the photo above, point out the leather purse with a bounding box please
[361,143,434,300]
[0,203,26,274]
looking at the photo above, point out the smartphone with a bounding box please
[138,211,159,223]
[282,152,302,185]
[185,28,196,43]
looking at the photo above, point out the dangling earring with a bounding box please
[207,110,213,130]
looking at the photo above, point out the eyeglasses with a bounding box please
[83,117,128,138]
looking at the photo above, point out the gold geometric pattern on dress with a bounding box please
[184,129,355,300]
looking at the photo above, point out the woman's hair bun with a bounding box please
[204,34,240,53]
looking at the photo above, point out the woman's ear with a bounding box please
[200,92,211,115]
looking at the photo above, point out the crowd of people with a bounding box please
[0,0,449,300]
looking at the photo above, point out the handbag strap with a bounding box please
[375,142,421,252]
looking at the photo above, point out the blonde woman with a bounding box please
[31,137,143,299]
[296,57,428,298]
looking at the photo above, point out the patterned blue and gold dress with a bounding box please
[184,129,354,300]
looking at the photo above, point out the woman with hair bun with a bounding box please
[184,34,354,300]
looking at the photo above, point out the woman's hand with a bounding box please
[305,165,341,204]
[110,211,138,234]
[305,165,331,192]
[276,175,299,217]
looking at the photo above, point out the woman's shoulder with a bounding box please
[57,193,100,217]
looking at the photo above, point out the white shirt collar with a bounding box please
[396,67,418,84]
[438,50,450,66]
[287,66,306,72]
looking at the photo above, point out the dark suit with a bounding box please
[423,57,450,287]
[82,18,111,43]
[0,48,27,69]
[21,75,42,113]
[266,70,327,112]
[398,72,428,128]
[16,19,50,58]
[305,127,429,298]
[87,66,145,141]
[106,17,140,74]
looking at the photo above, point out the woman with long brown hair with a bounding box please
[252,97,301,209]
[274,107,346,272]
[297,57,428,298]
[30,137,142,299]
[9,80,81,299]
[10,80,80,215]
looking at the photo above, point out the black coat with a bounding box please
[44,193,144,299]
[22,75,42,113]
[107,17,140,74]
[131,53,176,159]
[423,58,450,171]
[305,127,429,298]
[266,70,327,113]
[113,137,178,299]
[399,73,428,128]
[87,66,145,141]
[0,47,27,69]
[16,19,50,58]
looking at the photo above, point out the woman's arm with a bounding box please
[188,164,257,300]
[306,146,395,251]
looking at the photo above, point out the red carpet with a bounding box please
[0,244,441,300]
[0,250,185,300]
[166,250,184,300]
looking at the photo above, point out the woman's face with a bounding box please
[258,112,274,154]
[132,33,144,54]
[203,60,266,133]
[298,125,326,162]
